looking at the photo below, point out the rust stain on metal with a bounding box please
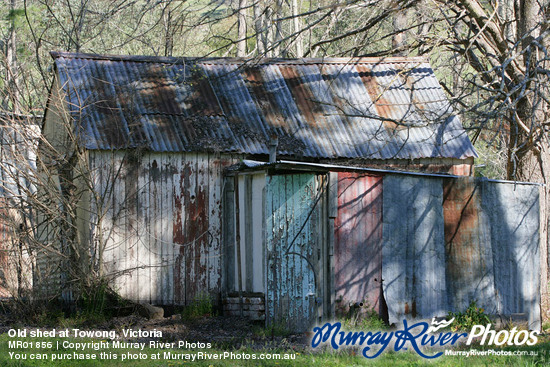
[55,53,478,159]
[278,66,320,126]
[143,64,184,115]
[189,66,223,117]
[173,162,209,304]
[356,65,402,131]
[443,178,481,294]
[334,172,384,316]
[87,73,132,147]
[403,300,417,317]
[242,67,284,129]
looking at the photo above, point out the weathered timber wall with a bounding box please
[89,151,235,305]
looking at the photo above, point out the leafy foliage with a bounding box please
[341,303,387,331]
[448,300,491,332]
[181,292,215,320]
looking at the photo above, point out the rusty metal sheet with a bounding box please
[334,172,384,317]
[265,173,321,332]
[442,178,496,314]
[53,52,477,160]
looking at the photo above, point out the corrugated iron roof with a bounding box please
[51,51,477,160]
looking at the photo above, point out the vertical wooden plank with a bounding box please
[184,152,195,304]
[235,174,243,307]
[327,172,336,318]
[285,175,293,325]
[317,174,327,322]
[165,153,174,304]
[197,154,209,299]
[222,176,235,293]
[251,174,266,292]
[116,152,130,299]
[173,153,184,304]
[207,154,222,296]
[88,152,98,276]
[328,172,338,219]
[134,154,143,302]
[265,174,275,325]
[245,175,253,292]
[129,152,140,301]
[173,152,211,304]
[158,153,166,304]
[109,152,119,296]
[150,154,161,303]
[97,152,110,281]
[238,175,245,295]
[283,174,292,325]
[143,154,151,303]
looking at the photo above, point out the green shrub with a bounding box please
[341,303,387,331]
[448,300,491,332]
[182,293,215,320]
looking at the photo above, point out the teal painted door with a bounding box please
[265,173,324,332]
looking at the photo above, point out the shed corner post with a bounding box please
[327,171,338,320]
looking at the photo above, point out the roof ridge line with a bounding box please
[50,51,427,65]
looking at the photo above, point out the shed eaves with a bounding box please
[51,51,477,160]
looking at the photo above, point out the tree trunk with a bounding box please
[292,0,303,57]
[237,0,248,57]
[506,0,550,324]
[163,5,174,57]
[254,0,266,55]
[273,0,284,57]
[392,7,407,55]
[6,0,20,113]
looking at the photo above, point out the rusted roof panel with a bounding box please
[52,52,477,160]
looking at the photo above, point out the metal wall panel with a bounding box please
[265,173,323,332]
[382,175,448,324]
[482,181,541,330]
[442,178,496,314]
[334,172,383,316]
[382,175,540,329]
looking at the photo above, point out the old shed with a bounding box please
[38,51,522,328]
